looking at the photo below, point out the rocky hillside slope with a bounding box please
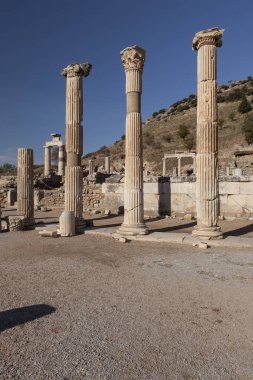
[83,76,253,175]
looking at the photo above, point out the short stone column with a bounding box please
[162,158,166,176]
[88,159,94,176]
[62,63,92,230]
[178,157,181,176]
[192,28,224,239]
[17,148,35,226]
[105,156,110,174]
[118,46,148,236]
[44,146,51,176]
[58,145,65,176]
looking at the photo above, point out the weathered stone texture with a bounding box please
[192,28,224,238]
[118,45,148,236]
[17,148,34,226]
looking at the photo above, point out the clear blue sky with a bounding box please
[0,0,252,164]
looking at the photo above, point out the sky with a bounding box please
[0,0,253,164]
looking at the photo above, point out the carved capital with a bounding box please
[192,28,224,50]
[61,63,92,78]
[121,45,146,72]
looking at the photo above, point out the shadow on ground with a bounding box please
[224,222,253,237]
[0,304,56,332]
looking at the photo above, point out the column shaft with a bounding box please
[44,146,51,175]
[65,166,83,220]
[58,145,65,176]
[192,28,224,239]
[17,148,34,226]
[118,46,148,236]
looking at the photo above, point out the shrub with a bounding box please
[242,115,253,144]
[227,89,244,102]
[177,124,190,140]
[159,108,166,114]
[163,133,172,143]
[121,134,125,140]
[238,95,252,114]
[218,118,225,129]
[152,112,159,118]
[183,134,195,151]
[229,112,235,121]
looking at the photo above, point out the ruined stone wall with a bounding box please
[83,180,105,211]
[42,179,105,211]
[101,176,253,219]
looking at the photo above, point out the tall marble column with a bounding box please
[192,28,224,239]
[44,146,51,176]
[17,148,34,226]
[58,145,65,176]
[118,46,148,236]
[61,63,92,229]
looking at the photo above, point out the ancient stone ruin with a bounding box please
[3,26,253,245]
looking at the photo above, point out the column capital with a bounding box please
[120,45,146,72]
[192,28,224,51]
[61,63,92,78]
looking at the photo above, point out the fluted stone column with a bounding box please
[105,156,110,174]
[62,63,92,166]
[61,63,92,230]
[192,28,224,239]
[65,166,83,220]
[44,146,51,176]
[118,46,148,236]
[17,148,34,226]
[58,145,65,176]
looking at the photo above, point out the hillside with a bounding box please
[85,76,253,175]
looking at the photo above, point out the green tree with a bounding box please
[242,115,253,144]
[238,95,252,114]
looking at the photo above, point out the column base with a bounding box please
[117,223,148,236]
[192,226,223,240]
[75,218,86,234]
[24,217,35,227]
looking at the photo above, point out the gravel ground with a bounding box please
[1,211,253,379]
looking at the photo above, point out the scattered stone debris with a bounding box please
[183,213,193,221]
[39,230,59,238]
[198,242,209,250]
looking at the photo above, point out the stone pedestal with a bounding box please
[192,28,224,239]
[58,145,65,176]
[17,148,35,226]
[8,216,24,231]
[44,146,51,176]
[62,63,92,230]
[105,156,110,174]
[118,46,148,236]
